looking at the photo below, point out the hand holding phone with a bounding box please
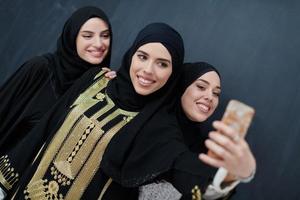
[221,99,255,139]
[208,100,255,158]
[203,100,256,181]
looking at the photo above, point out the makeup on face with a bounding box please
[76,17,111,64]
[129,42,172,96]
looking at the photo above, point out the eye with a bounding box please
[196,84,206,90]
[137,54,147,61]
[101,32,110,39]
[157,61,169,68]
[213,92,220,97]
[82,34,93,39]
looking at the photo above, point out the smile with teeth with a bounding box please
[137,75,155,86]
[197,103,210,113]
[88,49,105,58]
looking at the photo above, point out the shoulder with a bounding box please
[79,67,107,82]
[19,55,51,76]
[68,67,108,93]
[152,107,179,128]
[141,107,182,141]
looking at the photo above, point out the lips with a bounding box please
[196,102,211,113]
[137,75,155,86]
[87,49,105,58]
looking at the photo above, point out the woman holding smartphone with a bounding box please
[104,62,256,199]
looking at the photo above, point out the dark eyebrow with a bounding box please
[197,79,221,90]
[80,29,110,34]
[100,29,110,34]
[136,50,171,64]
[136,50,149,56]
[80,30,94,34]
[157,58,171,64]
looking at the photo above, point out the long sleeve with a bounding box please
[168,151,217,199]
[0,56,50,139]
[139,166,237,200]
[203,168,238,199]
[0,68,103,198]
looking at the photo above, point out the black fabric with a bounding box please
[45,6,112,95]
[107,22,184,111]
[102,62,222,198]
[176,62,221,149]
[0,57,52,151]
[171,62,222,197]
[8,67,103,199]
[101,22,186,184]
[10,22,184,199]
[0,6,112,151]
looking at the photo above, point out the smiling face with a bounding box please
[76,17,111,64]
[181,71,221,122]
[129,42,172,96]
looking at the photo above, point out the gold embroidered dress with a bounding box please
[9,22,185,200]
[19,71,137,199]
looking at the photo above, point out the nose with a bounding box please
[143,61,154,74]
[204,90,213,102]
[94,37,104,48]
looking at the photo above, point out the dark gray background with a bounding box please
[1,0,300,199]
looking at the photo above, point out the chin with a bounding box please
[89,58,103,65]
[136,90,150,96]
[194,115,208,122]
[135,88,152,96]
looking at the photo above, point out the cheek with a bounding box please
[76,39,88,54]
[181,95,192,113]
[158,68,172,83]
[101,38,111,49]
[211,99,219,112]
[104,39,111,47]
[129,60,137,82]
[75,39,81,54]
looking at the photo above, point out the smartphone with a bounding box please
[221,99,255,138]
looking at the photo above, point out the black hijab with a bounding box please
[102,62,221,188]
[107,22,184,111]
[46,6,112,94]
[176,62,221,151]
[102,22,185,184]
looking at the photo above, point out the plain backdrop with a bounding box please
[1,0,300,199]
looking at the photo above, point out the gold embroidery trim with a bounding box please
[0,155,19,190]
[24,179,64,200]
[31,143,46,166]
[90,99,114,120]
[72,74,108,107]
[94,70,106,80]
[98,178,112,200]
[27,76,108,187]
[191,185,202,200]
[25,74,138,199]
[65,112,132,199]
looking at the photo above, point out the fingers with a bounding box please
[208,131,240,155]
[105,71,117,79]
[101,67,111,72]
[199,153,224,169]
[205,138,233,161]
[203,120,257,178]
[209,130,250,159]
[101,67,117,79]
[213,121,240,143]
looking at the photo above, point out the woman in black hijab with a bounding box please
[0,6,112,151]
[105,62,256,200]
[7,22,184,199]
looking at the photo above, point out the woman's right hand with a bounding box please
[199,121,256,181]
